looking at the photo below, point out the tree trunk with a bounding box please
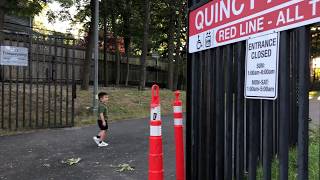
[139,0,151,90]
[116,47,120,86]
[174,44,180,90]
[111,12,120,86]
[125,46,130,86]
[124,0,132,87]
[80,0,95,90]
[167,0,176,90]
[103,17,108,87]
[173,0,183,90]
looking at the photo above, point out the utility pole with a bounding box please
[93,0,99,112]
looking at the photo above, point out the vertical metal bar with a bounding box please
[15,34,20,129]
[28,32,33,128]
[71,39,75,126]
[186,51,193,180]
[48,36,52,127]
[225,44,233,180]
[260,100,263,162]
[273,101,277,156]
[8,35,13,130]
[279,31,290,180]
[289,31,293,146]
[208,48,216,179]
[193,52,200,179]
[297,26,310,180]
[23,34,27,128]
[65,39,69,126]
[233,45,237,179]
[236,41,245,180]
[187,2,196,179]
[263,100,273,180]
[35,36,39,128]
[1,57,4,129]
[0,30,3,130]
[191,52,199,180]
[248,100,260,180]
[292,30,299,145]
[54,37,57,127]
[245,99,250,172]
[198,51,205,180]
[8,66,12,130]
[215,47,224,180]
[42,35,46,127]
[60,38,63,126]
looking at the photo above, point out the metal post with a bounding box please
[225,44,233,180]
[236,41,245,180]
[297,26,310,180]
[198,51,205,180]
[215,47,224,180]
[279,31,289,180]
[248,100,260,180]
[93,0,99,111]
[208,49,216,177]
[263,100,273,180]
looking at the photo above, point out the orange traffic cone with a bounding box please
[149,84,164,180]
[173,91,185,180]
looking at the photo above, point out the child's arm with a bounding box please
[99,113,106,126]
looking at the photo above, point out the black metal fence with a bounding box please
[0,30,76,130]
[186,1,311,180]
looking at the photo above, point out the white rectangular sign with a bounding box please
[0,46,28,66]
[245,32,279,100]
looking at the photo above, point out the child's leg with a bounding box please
[98,130,107,141]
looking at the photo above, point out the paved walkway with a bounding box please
[310,99,320,126]
[0,116,178,180]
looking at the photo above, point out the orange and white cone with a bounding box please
[149,84,164,180]
[173,91,185,180]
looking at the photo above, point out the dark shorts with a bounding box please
[97,120,108,130]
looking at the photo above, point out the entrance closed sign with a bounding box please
[245,32,279,100]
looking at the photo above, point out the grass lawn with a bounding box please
[256,128,320,180]
[74,87,186,126]
[309,91,320,99]
[0,86,186,135]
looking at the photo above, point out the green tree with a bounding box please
[80,0,94,90]
[43,0,188,89]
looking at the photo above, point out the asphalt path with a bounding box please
[0,116,179,180]
[310,99,320,126]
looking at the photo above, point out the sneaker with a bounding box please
[98,141,109,147]
[93,136,100,145]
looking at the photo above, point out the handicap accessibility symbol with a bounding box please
[196,35,202,49]
[205,32,211,47]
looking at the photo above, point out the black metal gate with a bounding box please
[0,29,76,130]
[187,1,312,180]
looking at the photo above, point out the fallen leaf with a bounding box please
[61,158,81,166]
[115,163,135,172]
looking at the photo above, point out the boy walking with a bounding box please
[93,92,109,147]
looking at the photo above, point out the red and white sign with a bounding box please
[189,0,320,53]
